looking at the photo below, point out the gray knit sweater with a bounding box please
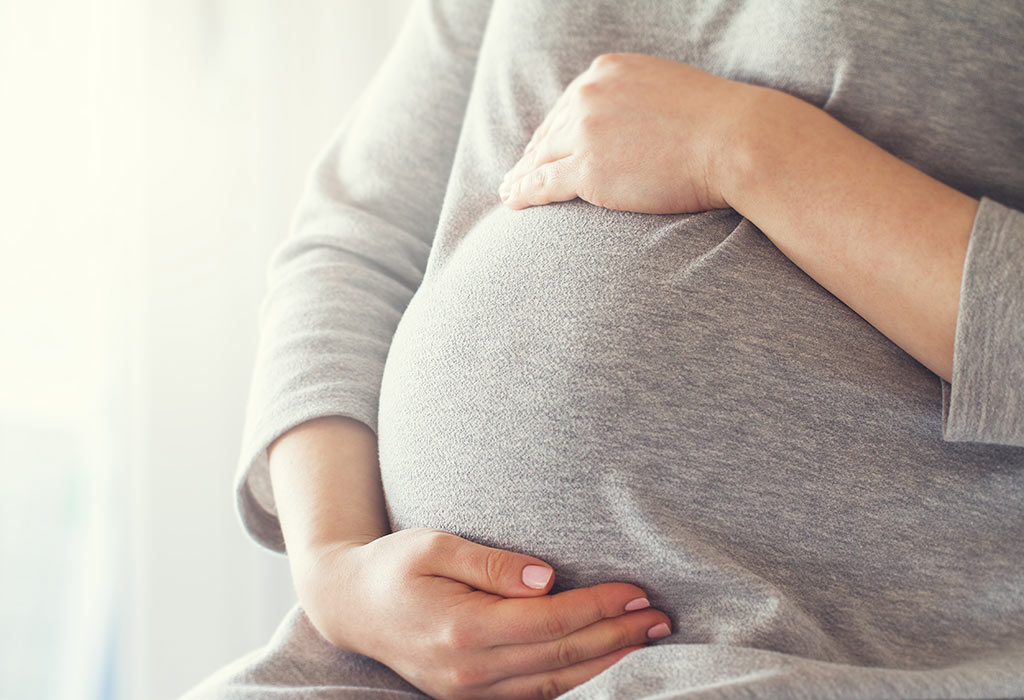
[223,1,1024,697]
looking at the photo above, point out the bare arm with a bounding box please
[721,87,978,383]
[267,415,390,577]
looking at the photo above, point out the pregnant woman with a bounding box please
[184,1,1024,698]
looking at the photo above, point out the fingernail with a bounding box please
[624,597,650,612]
[646,623,671,640]
[522,565,552,589]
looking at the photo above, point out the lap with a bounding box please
[180,604,428,699]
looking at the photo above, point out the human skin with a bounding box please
[269,415,673,700]
[499,52,979,383]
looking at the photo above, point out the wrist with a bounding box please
[716,84,818,216]
[288,538,369,613]
[289,539,371,653]
[289,535,375,580]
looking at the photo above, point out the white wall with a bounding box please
[133,3,416,698]
[0,2,414,699]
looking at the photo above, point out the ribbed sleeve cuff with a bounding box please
[941,196,1024,448]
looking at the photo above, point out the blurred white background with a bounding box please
[0,1,413,698]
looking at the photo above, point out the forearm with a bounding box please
[268,415,390,572]
[722,87,979,383]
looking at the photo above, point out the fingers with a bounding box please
[413,530,555,597]
[484,645,645,700]
[480,582,653,645]
[501,155,581,209]
[487,606,670,682]
[522,69,586,156]
[501,118,574,198]
[501,75,585,208]
[523,93,565,157]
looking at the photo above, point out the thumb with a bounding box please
[425,531,555,597]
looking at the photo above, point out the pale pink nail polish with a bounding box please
[522,565,552,589]
[624,597,650,612]
[646,623,671,640]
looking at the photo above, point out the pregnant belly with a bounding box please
[375,200,1024,667]
[378,202,761,563]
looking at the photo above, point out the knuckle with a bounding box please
[576,78,603,99]
[447,661,482,691]
[483,548,507,590]
[423,527,452,546]
[579,586,607,618]
[420,529,451,557]
[440,673,470,700]
[539,676,565,700]
[412,526,447,539]
[542,608,570,639]
[432,622,455,652]
[577,112,603,135]
[532,168,547,186]
[617,622,637,648]
[438,619,472,651]
[434,620,455,649]
[450,626,473,651]
[589,52,622,71]
[594,585,622,618]
[553,637,581,668]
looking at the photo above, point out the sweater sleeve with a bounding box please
[234,0,494,553]
[940,196,1024,448]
